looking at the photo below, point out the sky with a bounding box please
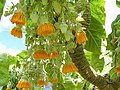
[0,0,25,56]
[0,0,120,56]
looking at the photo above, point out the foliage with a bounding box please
[85,0,106,53]
[0,53,16,86]
[106,14,120,79]
[116,0,120,8]
[0,0,6,20]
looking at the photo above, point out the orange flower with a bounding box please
[37,23,55,36]
[62,63,78,74]
[10,11,26,25]
[75,31,88,45]
[53,78,58,84]
[115,67,120,73]
[5,88,11,90]
[33,49,49,60]
[16,79,31,89]
[10,27,22,38]
[47,77,50,81]
[48,51,59,59]
[38,80,46,86]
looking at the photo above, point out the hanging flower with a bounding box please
[10,27,22,38]
[16,79,31,89]
[10,11,26,25]
[37,23,55,36]
[62,63,78,74]
[38,79,46,86]
[53,77,58,84]
[5,87,11,90]
[115,67,120,73]
[33,49,49,60]
[75,31,88,45]
[48,51,59,59]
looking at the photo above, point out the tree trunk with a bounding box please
[69,45,120,90]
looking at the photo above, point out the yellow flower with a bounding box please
[33,49,49,60]
[75,31,88,45]
[10,11,26,25]
[62,63,78,74]
[10,27,22,38]
[37,23,55,36]
[16,79,31,89]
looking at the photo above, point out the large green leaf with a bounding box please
[85,52,105,72]
[85,0,106,53]
[90,0,105,24]
[85,16,106,53]
[0,0,6,20]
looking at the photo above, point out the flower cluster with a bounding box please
[33,49,59,60]
[16,79,31,89]
[10,11,26,38]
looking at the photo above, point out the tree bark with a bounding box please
[69,45,120,90]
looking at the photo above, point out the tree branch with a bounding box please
[69,45,120,90]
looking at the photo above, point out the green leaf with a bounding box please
[0,54,10,86]
[85,0,106,54]
[66,42,77,50]
[85,52,104,72]
[64,81,76,90]
[76,23,82,32]
[90,0,105,24]
[109,68,117,79]
[17,50,28,60]
[116,0,120,8]
[111,14,120,31]
[60,23,68,33]
[31,13,39,23]
[0,0,6,20]
[64,31,74,41]
[40,15,48,24]
[41,0,48,5]
[107,15,120,50]
[106,33,116,50]
[85,16,106,53]
[52,1,61,15]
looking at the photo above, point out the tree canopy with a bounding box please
[0,0,120,90]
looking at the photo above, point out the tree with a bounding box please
[1,0,120,90]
